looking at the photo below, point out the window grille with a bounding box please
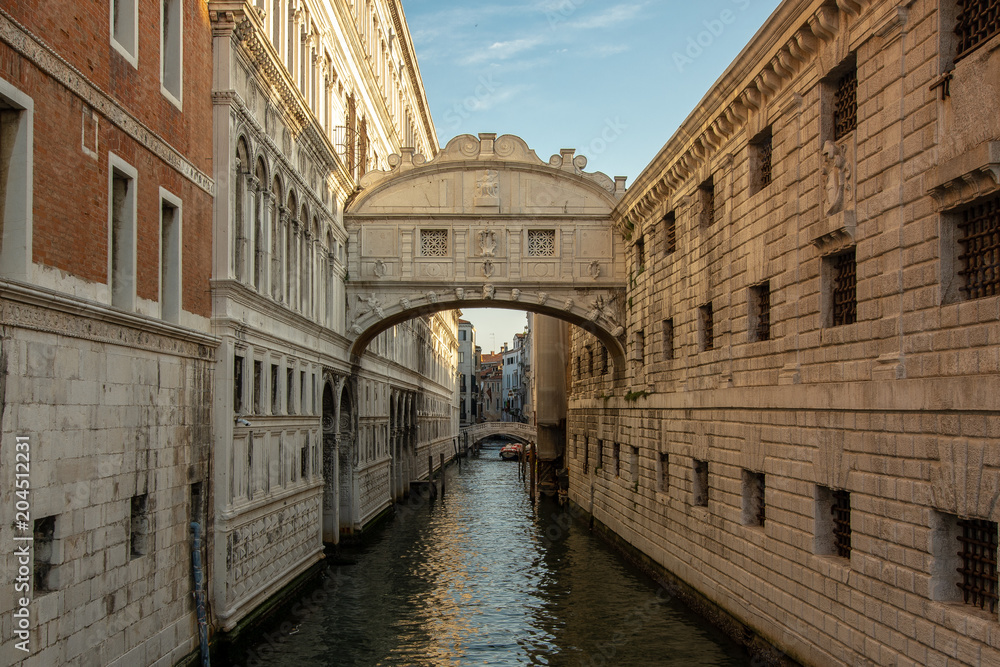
[527,229,556,256]
[832,250,857,326]
[758,133,773,189]
[956,0,1000,62]
[833,69,858,140]
[958,195,1000,299]
[700,304,714,350]
[663,212,677,254]
[832,490,852,559]
[754,283,771,341]
[956,518,998,613]
[420,229,448,257]
[749,472,765,527]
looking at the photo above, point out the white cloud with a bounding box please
[464,35,547,65]
[568,4,644,30]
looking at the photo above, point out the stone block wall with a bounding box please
[570,0,1000,665]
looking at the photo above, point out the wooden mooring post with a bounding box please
[439,453,446,497]
[529,443,536,502]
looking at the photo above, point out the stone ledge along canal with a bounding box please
[226,443,753,666]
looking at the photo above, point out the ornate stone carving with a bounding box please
[482,284,495,300]
[474,170,500,207]
[479,229,498,257]
[589,260,602,279]
[399,298,411,310]
[455,287,465,300]
[357,293,384,319]
[538,292,549,305]
[426,291,438,304]
[483,259,495,278]
[511,289,521,301]
[373,259,387,278]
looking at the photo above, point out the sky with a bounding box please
[400,0,783,350]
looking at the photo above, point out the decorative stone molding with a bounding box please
[931,439,1000,520]
[811,211,856,256]
[872,352,906,381]
[926,141,1000,211]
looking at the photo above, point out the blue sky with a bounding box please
[400,0,783,350]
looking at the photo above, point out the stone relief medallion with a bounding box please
[494,136,516,158]
[483,259,495,278]
[530,263,555,278]
[459,137,480,157]
[373,259,387,278]
[420,263,446,278]
[589,260,602,279]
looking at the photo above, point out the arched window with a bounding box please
[254,157,267,291]
[271,174,283,298]
[286,190,297,306]
[234,138,250,281]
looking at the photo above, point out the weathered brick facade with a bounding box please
[0,2,216,665]
[568,1,1000,665]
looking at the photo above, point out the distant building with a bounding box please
[479,351,503,422]
[457,320,478,426]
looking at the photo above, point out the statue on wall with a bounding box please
[373,259,387,278]
[483,259,495,278]
[589,260,602,279]
[476,170,499,200]
[822,140,851,215]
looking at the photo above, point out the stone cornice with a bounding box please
[0,8,215,196]
[0,280,218,359]
[925,141,1000,211]
[614,0,877,234]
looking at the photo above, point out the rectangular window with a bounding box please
[693,459,709,507]
[749,282,771,342]
[33,515,56,593]
[301,434,310,480]
[663,318,675,360]
[742,470,766,527]
[699,177,717,227]
[252,360,262,414]
[129,494,149,559]
[833,68,858,140]
[0,80,34,282]
[597,439,604,469]
[600,346,609,374]
[956,518,999,613]
[286,368,295,414]
[583,436,589,474]
[957,194,1000,300]
[586,346,594,375]
[630,446,639,484]
[613,442,620,477]
[827,249,857,326]
[663,212,676,255]
[111,0,138,66]
[160,191,182,322]
[815,486,851,559]
[527,229,556,256]
[459,352,464,363]
[658,452,669,493]
[634,236,645,272]
[161,0,183,105]
[270,364,279,414]
[300,371,307,414]
[109,156,137,311]
[751,126,773,193]
[699,303,714,351]
[955,0,1000,62]
[233,355,244,413]
[420,229,448,256]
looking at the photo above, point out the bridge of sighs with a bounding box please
[343,133,630,378]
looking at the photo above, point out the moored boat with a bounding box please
[499,443,522,460]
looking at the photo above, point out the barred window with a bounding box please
[751,126,773,193]
[750,282,771,342]
[663,318,674,360]
[831,490,852,559]
[955,0,1000,62]
[527,229,556,256]
[658,452,669,493]
[699,303,714,351]
[635,236,645,271]
[957,518,998,613]
[957,194,1000,300]
[420,229,448,256]
[831,250,857,326]
[699,177,717,227]
[742,470,765,527]
[833,68,858,140]
[663,211,676,255]
[693,459,709,507]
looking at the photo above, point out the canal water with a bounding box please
[230,444,753,666]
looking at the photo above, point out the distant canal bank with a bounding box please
[223,446,754,666]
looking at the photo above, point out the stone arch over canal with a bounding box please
[343,133,629,381]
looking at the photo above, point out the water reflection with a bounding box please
[231,444,751,666]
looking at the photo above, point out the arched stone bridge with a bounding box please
[461,421,537,445]
[343,133,629,378]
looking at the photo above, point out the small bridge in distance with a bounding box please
[461,421,536,446]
